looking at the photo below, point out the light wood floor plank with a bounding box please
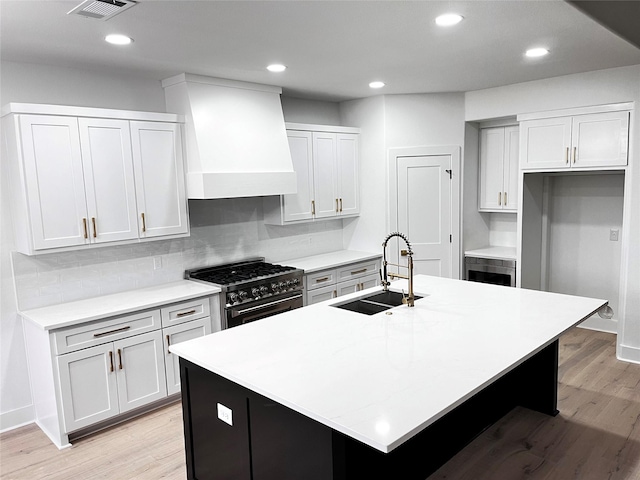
[1,327,639,479]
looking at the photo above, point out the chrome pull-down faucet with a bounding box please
[381,232,415,307]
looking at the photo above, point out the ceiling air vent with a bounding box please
[68,0,137,21]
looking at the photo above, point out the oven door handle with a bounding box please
[232,293,303,315]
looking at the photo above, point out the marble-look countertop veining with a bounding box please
[282,250,382,274]
[464,246,517,260]
[170,275,605,453]
[20,280,221,330]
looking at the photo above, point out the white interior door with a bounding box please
[395,154,453,278]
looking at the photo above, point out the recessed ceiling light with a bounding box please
[525,47,549,58]
[435,13,463,26]
[369,81,385,89]
[267,64,287,73]
[105,34,133,45]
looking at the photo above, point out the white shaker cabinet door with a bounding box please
[312,132,338,219]
[337,133,359,216]
[130,121,188,238]
[503,126,519,211]
[19,115,89,250]
[78,118,139,243]
[164,318,211,395]
[114,330,167,414]
[571,111,629,168]
[57,343,119,433]
[519,116,572,170]
[283,131,314,222]
[306,284,337,306]
[479,127,505,210]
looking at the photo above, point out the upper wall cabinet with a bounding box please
[518,104,630,171]
[1,103,189,255]
[479,126,519,212]
[264,123,360,225]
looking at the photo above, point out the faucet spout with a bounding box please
[381,232,415,307]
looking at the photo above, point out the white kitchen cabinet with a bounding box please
[164,317,212,395]
[57,330,167,432]
[263,124,360,225]
[21,286,219,448]
[479,126,519,211]
[519,108,629,171]
[131,121,188,238]
[1,103,188,255]
[305,258,380,306]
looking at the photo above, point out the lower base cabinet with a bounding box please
[23,293,219,447]
[305,258,381,306]
[57,330,167,432]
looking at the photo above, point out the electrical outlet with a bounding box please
[217,403,233,426]
[153,257,162,269]
[609,229,619,242]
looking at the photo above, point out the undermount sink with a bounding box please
[332,290,423,316]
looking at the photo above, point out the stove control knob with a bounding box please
[271,282,279,291]
[285,280,292,288]
[228,292,239,304]
[278,281,286,290]
[251,287,260,298]
[238,290,248,301]
[292,278,300,286]
[260,285,269,295]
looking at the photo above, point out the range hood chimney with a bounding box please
[162,73,296,199]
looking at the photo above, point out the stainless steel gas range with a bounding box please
[185,258,304,329]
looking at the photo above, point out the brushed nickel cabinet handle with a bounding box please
[141,212,146,232]
[333,290,337,298]
[498,192,502,206]
[351,268,367,275]
[92,217,97,238]
[336,198,339,213]
[504,192,508,205]
[340,198,343,212]
[93,325,131,338]
[311,200,315,216]
[166,334,171,355]
[315,276,329,283]
[573,146,577,164]
[109,351,114,373]
[117,349,123,370]
[83,218,88,239]
[565,147,569,164]
[176,309,196,317]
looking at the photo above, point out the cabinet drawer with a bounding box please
[53,309,161,355]
[337,259,380,282]
[161,297,210,327]
[305,269,337,291]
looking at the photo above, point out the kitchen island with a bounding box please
[170,275,606,480]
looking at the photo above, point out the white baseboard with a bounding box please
[618,343,640,364]
[577,316,617,334]
[0,404,34,433]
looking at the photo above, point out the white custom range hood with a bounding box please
[162,73,296,199]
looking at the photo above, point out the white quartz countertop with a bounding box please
[464,246,517,260]
[283,250,381,273]
[20,280,221,330]
[170,275,605,453]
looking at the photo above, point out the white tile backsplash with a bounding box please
[488,212,517,248]
[12,198,344,311]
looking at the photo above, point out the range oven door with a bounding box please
[225,291,304,329]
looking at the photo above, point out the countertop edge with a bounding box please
[282,250,382,273]
[20,281,221,331]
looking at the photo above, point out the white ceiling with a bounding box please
[2,0,640,102]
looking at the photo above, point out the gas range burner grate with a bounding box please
[186,260,298,286]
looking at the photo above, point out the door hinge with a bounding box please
[445,169,452,179]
